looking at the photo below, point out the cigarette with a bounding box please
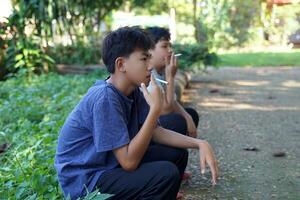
[174,53,182,57]
[155,78,169,84]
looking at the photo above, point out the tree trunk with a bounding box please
[193,0,200,43]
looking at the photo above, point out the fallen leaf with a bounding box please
[243,147,259,152]
[273,151,286,157]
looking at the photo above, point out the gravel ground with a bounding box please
[181,67,300,200]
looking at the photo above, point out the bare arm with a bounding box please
[113,75,162,171]
[163,52,197,136]
[152,126,219,185]
[161,53,177,113]
[113,108,159,171]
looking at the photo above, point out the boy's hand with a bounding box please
[198,140,219,185]
[141,75,163,114]
[165,53,177,79]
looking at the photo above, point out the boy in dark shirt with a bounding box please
[146,26,199,138]
[55,26,218,200]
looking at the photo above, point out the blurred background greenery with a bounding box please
[1,0,300,80]
[1,0,300,79]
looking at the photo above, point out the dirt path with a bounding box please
[181,67,300,200]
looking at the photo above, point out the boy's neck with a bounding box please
[106,75,135,96]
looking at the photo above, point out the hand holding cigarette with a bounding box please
[165,52,178,79]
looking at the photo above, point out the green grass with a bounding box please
[0,70,112,199]
[218,50,300,67]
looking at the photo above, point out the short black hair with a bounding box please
[145,27,171,45]
[102,26,153,74]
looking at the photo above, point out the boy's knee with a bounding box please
[159,161,181,183]
[140,161,180,199]
[164,146,189,164]
[160,113,187,135]
[181,148,189,159]
[185,107,199,127]
[173,113,187,134]
[173,113,187,124]
[177,148,189,166]
[173,146,189,158]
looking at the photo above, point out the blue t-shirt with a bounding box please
[54,80,149,199]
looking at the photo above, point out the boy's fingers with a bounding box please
[161,89,166,98]
[174,56,178,67]
[209,161,217,185]
[209,160,218,185]
[208,146,219,177]
[170,53,174,66]
[200,156,205,174]
[141,83,149,96]
[150,74,158,86]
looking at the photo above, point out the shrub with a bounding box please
[172,43,218,70]
[47,42,101,65]
[0,71,112,199]
[1,9,55,79]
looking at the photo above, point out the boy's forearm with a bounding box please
[125,108,159,167]
[153,127,218,184]
[173,101,191,120]
[165,76,175,106]
[152,126,202,149]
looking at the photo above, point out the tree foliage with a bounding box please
[1,0,128,78]
[10,0,124,45]
[195,0,261,48]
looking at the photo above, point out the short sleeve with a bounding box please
[92,95,129,152]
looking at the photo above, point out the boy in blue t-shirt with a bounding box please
[55,27,218,200]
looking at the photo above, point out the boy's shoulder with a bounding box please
[87,80,142,104]
[87,80,117,100]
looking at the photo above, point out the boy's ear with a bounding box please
[115,57,126,73]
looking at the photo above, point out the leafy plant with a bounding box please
[47,42,101,65]
[5,37,55,76]
[0,21,10,80]
[3,0,137,78]
[10,0,125,45]
[0,71,112,199]
[75,189,113,200]
[2,2,56,78]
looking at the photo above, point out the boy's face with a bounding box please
[123,49,152,86]
[149,39,172,73]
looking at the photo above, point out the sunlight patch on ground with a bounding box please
[230,80,269,87]
[202,97,237,103]
[230,90,256,94]
[281,80,300,88]
[198,101,300,111]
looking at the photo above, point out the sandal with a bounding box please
[176,191,184,200]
